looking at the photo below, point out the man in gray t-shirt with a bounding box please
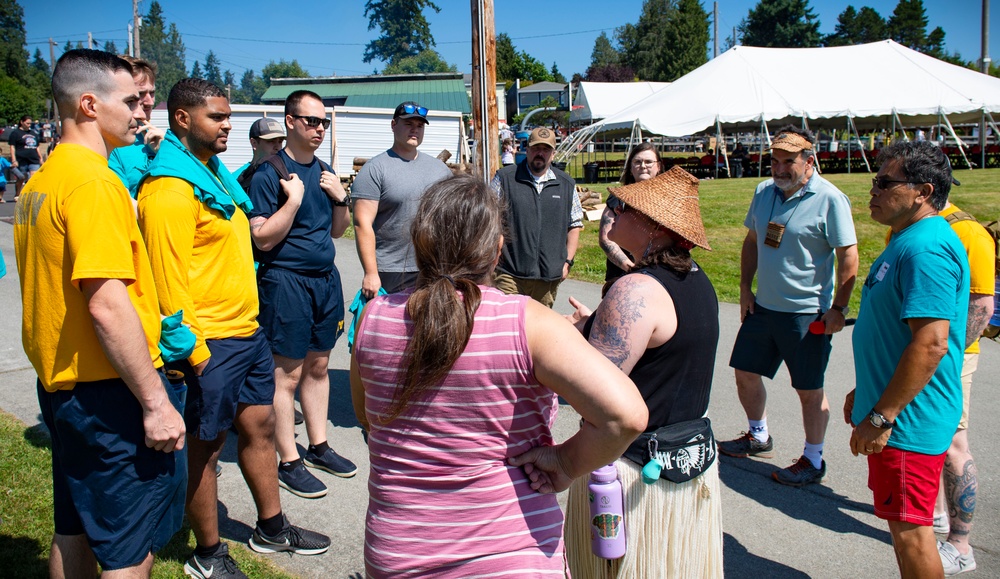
[351,101,452,297]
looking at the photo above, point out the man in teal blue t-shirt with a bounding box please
[846,141,968,579]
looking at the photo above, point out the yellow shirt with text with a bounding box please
[14,144,162,391]
[137,175,259,366]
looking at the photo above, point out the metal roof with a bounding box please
[261,76,471,114]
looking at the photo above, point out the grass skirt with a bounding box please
[564,457,723,578]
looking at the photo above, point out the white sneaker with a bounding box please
[933,512,950,535]
[938,541,976,576]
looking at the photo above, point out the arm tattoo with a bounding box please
[598,209,632,270]
[590,277,646,369]
[966,300,992,348]
[249,216,265,232]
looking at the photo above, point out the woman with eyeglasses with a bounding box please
[599,142,666,296]
[565,167,724,578]
[350,175,647,578]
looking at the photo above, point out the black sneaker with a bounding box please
[718,431,774,458]
[278,460,328,499]
[304,447,358,478]
[772,456,826,487]
[184,543,247,578]
[249,515,331,555]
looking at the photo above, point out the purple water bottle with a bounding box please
[588,464,626,559]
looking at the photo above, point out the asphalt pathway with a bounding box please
[1,195,997,578]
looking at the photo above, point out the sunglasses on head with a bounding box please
[871,176,923,190]
[291,115,331,129]
[401,103,428,117]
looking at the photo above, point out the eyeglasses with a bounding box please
[631,159,658,168]
[291,115,331,129]
[400,103,428,117]
[872,176,923,190]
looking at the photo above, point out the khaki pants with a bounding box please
[493,272,561,308]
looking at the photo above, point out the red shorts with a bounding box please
[868,446,945,525]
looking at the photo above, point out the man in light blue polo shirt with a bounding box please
[719,125,859,487]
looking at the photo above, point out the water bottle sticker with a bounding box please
[591,513,622,539]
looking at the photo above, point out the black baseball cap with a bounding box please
[393,101,429,124]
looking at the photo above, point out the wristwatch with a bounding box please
[332,193,351,207]
[830,303,850,316]
[868,410,895,429]
[565,258,575,268]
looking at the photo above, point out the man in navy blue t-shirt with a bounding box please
[247,89,357,500]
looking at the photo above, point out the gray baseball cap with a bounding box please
[249,117,285,140]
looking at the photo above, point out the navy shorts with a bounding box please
[37,374,186,570]
[257,266,345,359]
[729,304,832,391]
[184,328,276,440]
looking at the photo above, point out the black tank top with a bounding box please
[586,262,719,430]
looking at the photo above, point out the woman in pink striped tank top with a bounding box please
[350,175,647,578]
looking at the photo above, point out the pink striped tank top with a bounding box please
[355,286,567,577]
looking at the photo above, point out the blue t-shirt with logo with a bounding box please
[852,215,969,455]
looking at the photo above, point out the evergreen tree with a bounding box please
[495,33,518,82]
[0,0,28,81]
[190,61,203,79]
[661,0,708,81]
[363,0,441,66]
[141,1,186,102]
[203,50,222,87]
[62,40,73,54]
[589,32,620,69]
[382,49,455,74]
[826,6,887,46]
[550,63,566,84]
[103,40,119,54]
[261,59,309,84]
[887,0,929,50]
[618,0,709,82]
[240,68,266,104]
[739,0,821,48]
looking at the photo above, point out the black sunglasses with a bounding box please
[291,115,331,129]
[872,176,923,190]
[401,103,428,117]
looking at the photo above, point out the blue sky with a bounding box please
[24,1,998,80]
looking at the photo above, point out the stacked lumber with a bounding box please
[577,186,606,222]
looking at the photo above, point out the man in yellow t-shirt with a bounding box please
[933,202,995,575]
[137,78,329,575]
[13,49,185,577]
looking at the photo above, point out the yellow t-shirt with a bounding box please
[941,204,996,354]
[137,174,259,366]
[886,205,997,354]
[14,143,163,391]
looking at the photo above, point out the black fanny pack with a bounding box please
[623,417,716,484]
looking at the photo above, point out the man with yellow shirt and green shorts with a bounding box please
[137,78,329,579]
[14,49,186,578]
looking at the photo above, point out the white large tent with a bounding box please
[559,40,1000,166]
[569,81,670,127]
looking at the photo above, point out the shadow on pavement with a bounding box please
[723,533,809,577]
[719,456,891,544]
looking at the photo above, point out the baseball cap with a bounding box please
[249,117,285,140]
[528,127,556,149]
[770,131,813,153]
[393,101,429,124]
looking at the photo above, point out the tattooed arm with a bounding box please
[587,273,677,374]
[598,205,634,271]
[966,293,995,349]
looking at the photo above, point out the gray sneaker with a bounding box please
[184,543,247,578]
[719,431,774,458]
[772,456,825,487]
[939,541,976,576]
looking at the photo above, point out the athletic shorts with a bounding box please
[257,266,345,360]
[868,446,946,525]
[37,374,186,570]
[183,329,275,440]
[378,270,418,294]
[729,304,832,390]
[958,352,977,430]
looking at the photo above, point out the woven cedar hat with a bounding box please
[608,166,711,251]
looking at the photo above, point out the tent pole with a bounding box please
[717,117,730,178]
[940,111,972,169]
[848,116,871,172]
[982,110,987,170]
[801,116,820,173]
[846,117,851,174]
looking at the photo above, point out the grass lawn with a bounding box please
[570,167,1000,310]
[0,410,294,579]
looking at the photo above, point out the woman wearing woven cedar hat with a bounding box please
[564,166,724,578]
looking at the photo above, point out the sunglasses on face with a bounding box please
[291,115,331,129]
[401,103,428,117]
[871,176,922,190]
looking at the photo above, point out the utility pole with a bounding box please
[133,0,141,58]
[713,2,719,58]
[87,32,93,49]
[49,39,60,128]
[980,0,990,169]
[471,0,499,181]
